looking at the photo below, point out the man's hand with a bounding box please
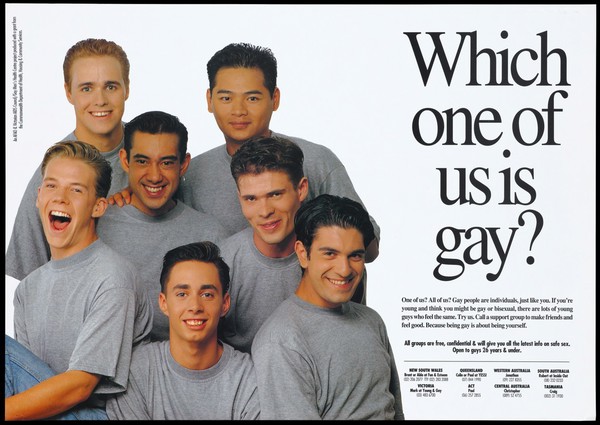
[107,187,133,207]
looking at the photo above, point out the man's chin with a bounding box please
[137,198,171,215]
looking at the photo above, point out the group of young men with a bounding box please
[4,39,404,420]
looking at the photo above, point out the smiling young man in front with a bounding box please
[105,241,260,420]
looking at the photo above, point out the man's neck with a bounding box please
[74,125,123,153]
[224,129,273,156]
[253,231,296,258]
[50,233,98,261]
[170,339,223,370]
[225,138,244,157]
[130,196,177,218]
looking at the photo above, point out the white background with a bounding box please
[5,4,596,420]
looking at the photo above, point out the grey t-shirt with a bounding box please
[5,130,129,281]
[13,239,153,398]
[180,132,381,240]
[105,340,260,420]
[219,227,301,353]
[96,201,229,341]
[251,294,404,420]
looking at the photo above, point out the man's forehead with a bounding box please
[214,67,266,86]
[72,54,120,67]
[70,56,124,80]
[43,158,95,187]
[45,156,91,172]
[312,226,365,245]
[237,170,293,191]
[130,132,181,155]
[168,261,223,290]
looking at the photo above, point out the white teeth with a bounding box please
[50,211,71,218]
[185,319,206,326]
[145,186,162,193]
[330,279,349,286]
[91,112,109,117]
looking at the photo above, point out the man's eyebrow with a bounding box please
[240,188,286,198]
[42,176,89,189]
[131,153,179,162]
[76,80,122,88]
[318,246,340,253]
[317,247,366,255]
[215,89,264,95]
[171,283,219,291]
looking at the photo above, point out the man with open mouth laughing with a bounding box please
[105,241,260,420]
[251,194,404,420]
[5,141,152,420]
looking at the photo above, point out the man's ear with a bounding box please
[64,82,74,105]
[221,292,231,318]
[272,87,281,112]
[295,240,309,269]
[92,197,108,218]
[206,88,213,113]
[297,177,309,203]
[158,292,169,317]
[180,153,191,177]
[119,148,130,173]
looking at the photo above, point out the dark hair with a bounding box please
[160,241,230,295]
[294,194,375,256]
[63,38,130,89]
[207,42,277,97]
[123,111,188,161]
[41,140,112,199]
[230,135,304,188]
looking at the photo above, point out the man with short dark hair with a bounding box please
[251,194,403,420]
[105,241,260,420]
[97,111,228,340]
[218,135,307,353]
